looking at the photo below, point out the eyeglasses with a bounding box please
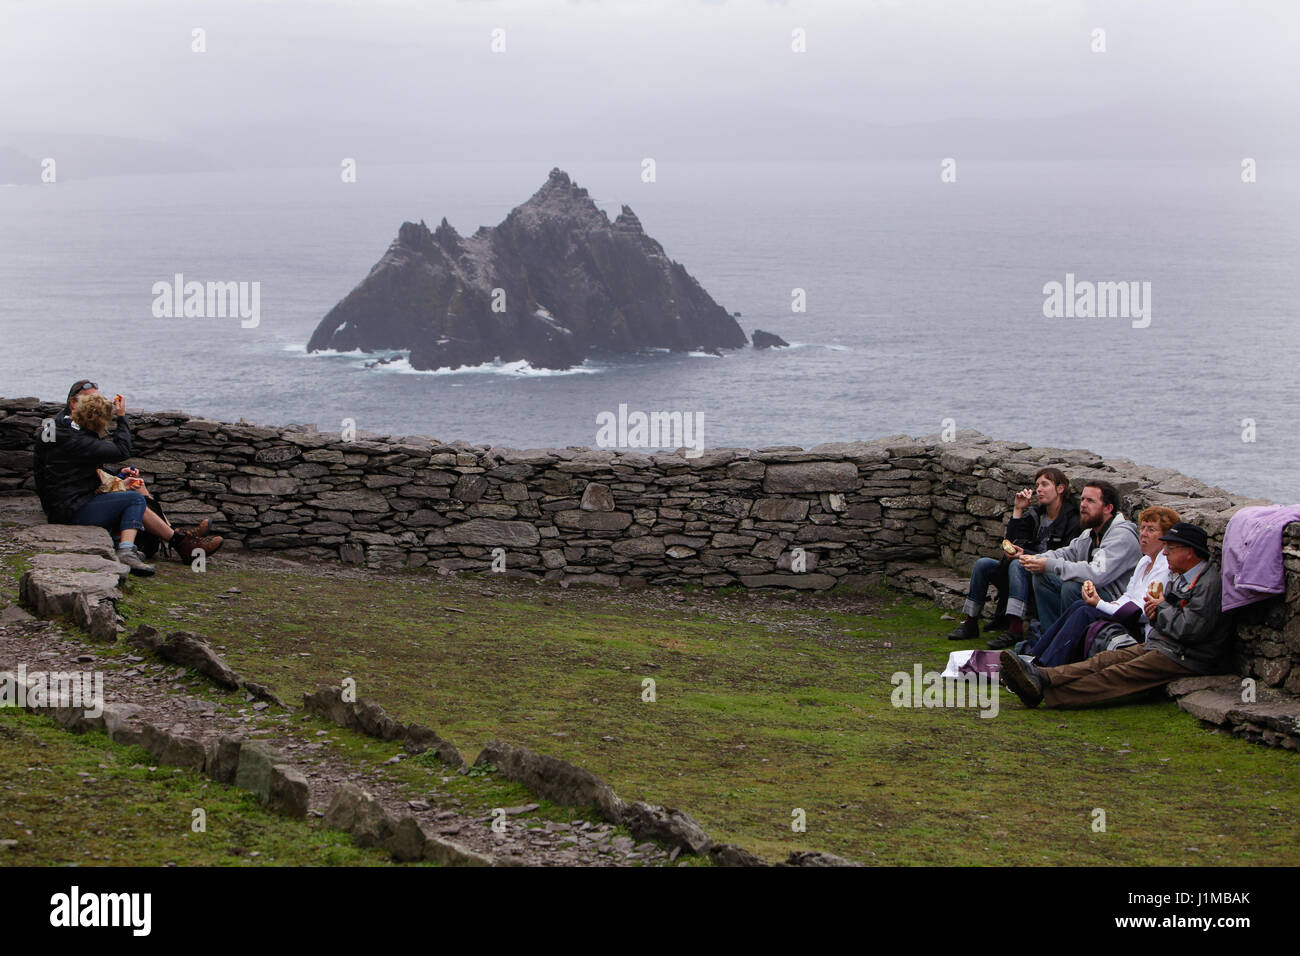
[75,382,97,392]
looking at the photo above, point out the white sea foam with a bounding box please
[783,342,850,351]
[367,356,602,377]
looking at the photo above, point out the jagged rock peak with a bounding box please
[512,167,603,230]
[397,219,434,249]
[613,205,644,233]
[529,167,593,203]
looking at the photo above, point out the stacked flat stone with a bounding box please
[1,398,1295,690]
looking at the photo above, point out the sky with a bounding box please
[1,0,1297,168]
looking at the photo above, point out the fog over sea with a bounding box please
[2,159,1297,502]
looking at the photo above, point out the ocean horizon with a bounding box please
[2,159,1297,502]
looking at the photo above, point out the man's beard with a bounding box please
[1080,510,1104,530]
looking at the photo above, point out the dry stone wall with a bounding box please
[1,397,1297,689]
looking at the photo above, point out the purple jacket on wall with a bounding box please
[1221,505,1300,611]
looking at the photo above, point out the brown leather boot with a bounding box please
[172,530,224,561]
[177,518,211,537]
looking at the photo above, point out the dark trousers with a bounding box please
[1032,572,1084,632]
[964,557,1031,619]
[72,491,147,535]
[1028,599,1109,667]
[1040,645,1194,708]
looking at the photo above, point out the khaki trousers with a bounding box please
[1040,644,1194,708]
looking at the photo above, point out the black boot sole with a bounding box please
[998,651,1042,707]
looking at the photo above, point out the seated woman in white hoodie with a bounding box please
[1018,506,1177,666]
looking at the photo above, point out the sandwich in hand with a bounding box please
[95,469,130,494]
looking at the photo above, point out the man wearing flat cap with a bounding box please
[1000,522,1235,708]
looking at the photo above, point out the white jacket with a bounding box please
[1097,549,1170,637]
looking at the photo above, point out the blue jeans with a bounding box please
[73,491,147,535]
[963,557,1031,620]
[1032,572,1084,633]
[1027,599,1109,666]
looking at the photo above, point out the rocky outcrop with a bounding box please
[620,800,713,855]
[17,526,126,619]
[302,685,465,768]
[474,740,624,823]
[1165,676,1300,750]
[324,782,493,865]
[751,329,789,349]
[306,168,748,370]
[127,626,240,690]
[125,624,286,706]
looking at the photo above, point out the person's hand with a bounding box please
[1018,553,1048,574]
[112,394,126,418]
[1082,580,1100,607]
[1144,593,1161,621]
[1005,542,1024,559]
[120,466,140,478]
[1013,488,1034,510]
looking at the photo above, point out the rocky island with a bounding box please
[307,168,749,371]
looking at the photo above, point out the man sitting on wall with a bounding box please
[1016,480,1140,633]
[1018,505,1177,666]
[947,467,1080,648]
[1000,522,1233,708]
[32,379,222,574]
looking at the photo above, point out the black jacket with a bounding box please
[1004,497,1080,555]
[33,411,133,523]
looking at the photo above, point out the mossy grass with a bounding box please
[0,707,400,866]
[18,554,1300,865]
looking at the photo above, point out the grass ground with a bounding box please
[0,707,396,866]
[76,556,1300,866]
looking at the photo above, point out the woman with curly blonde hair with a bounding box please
[33,380,221,575]
[71,392,115,437]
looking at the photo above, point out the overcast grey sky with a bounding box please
[2,0,1296,167]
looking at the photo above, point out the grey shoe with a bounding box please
[986,630,1021,650]
[116,547,156,576]
[947,617,979,641]
[998,651,1043,708]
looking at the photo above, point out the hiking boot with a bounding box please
[172,530,224,561]
[986,629,1022,650]
[116,547,156,576]
[177,518,211,537]
[946,617,979,642]
[999,651,1043,708]
[984,613,1010,632]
